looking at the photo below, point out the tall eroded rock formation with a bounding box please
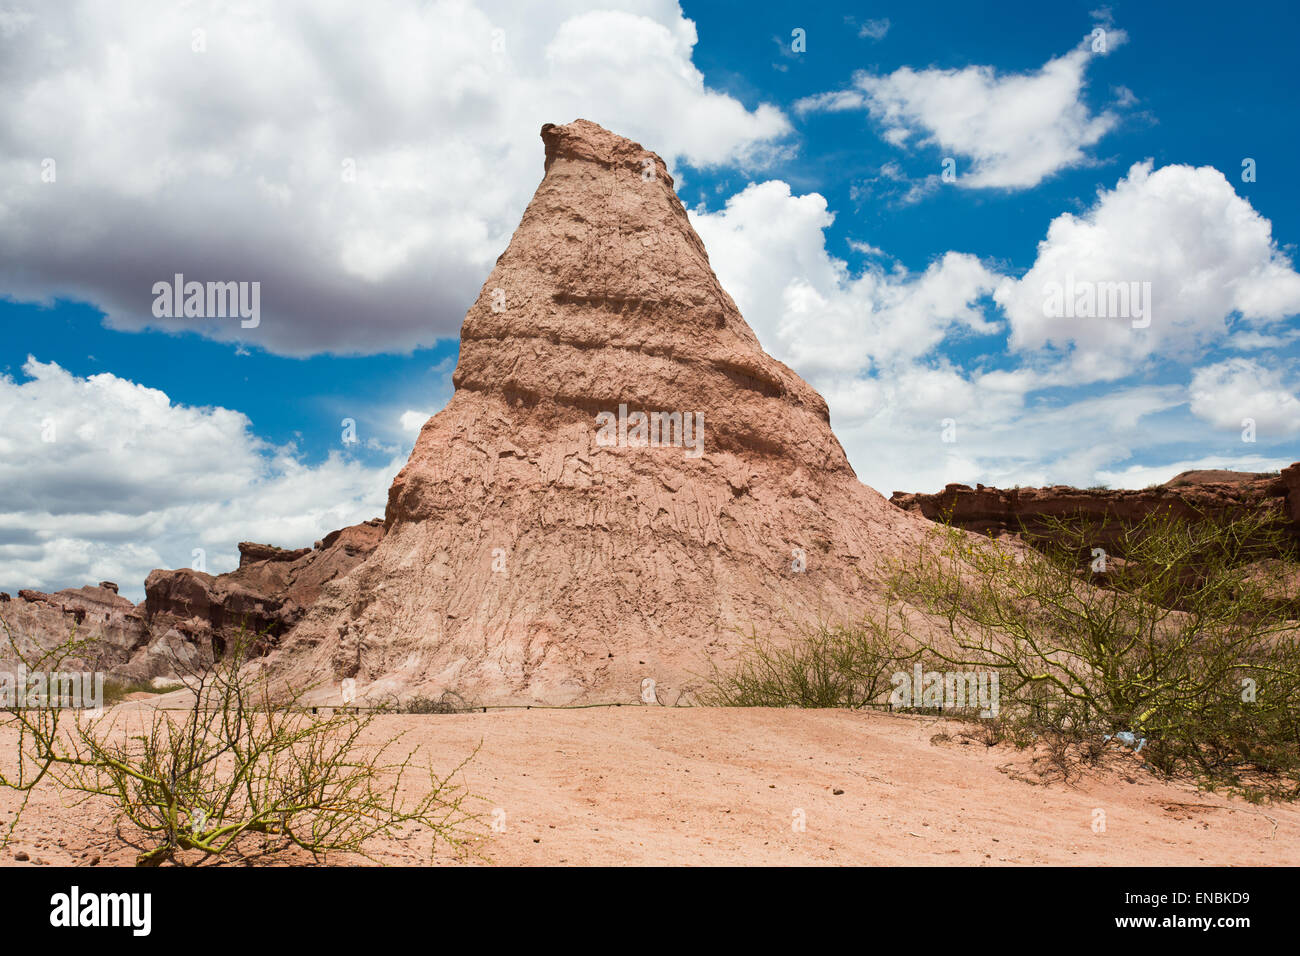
[268,119,935,704]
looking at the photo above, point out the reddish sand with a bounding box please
[2,707,1295,866]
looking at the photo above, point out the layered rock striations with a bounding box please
[0,519,384,682]
[266,120,936,706]
[890,465,1300,553]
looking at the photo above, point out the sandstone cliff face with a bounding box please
[142,518,386,658]
[267,119,937,706]
[0,519,384,682]
[890,464,1300,553]
[0,584,147,678]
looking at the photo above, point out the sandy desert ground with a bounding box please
[2,705,1296,867]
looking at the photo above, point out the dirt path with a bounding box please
[2,707,1294,866]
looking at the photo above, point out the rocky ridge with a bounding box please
[890,464,1300,553]
[0,519,384,682]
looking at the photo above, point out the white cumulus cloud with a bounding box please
[797,30,1125,189]
[690,181,1002,379]
[0,358,398,600]
[691,172,1299,494]
[995,161,1300,384]
[1188,358,1300,435]
[0,0,791,357]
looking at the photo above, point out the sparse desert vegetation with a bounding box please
[0,630,480,865]
[710,509,1300,801]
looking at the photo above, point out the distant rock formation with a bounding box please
[264,119,937,707]
[890,463,1300,553]
[0,583,147,678]
[143,518,386,659]
[0,519,384,682]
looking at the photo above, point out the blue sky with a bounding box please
[2,0,1299,597]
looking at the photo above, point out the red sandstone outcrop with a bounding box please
[0,519,384,682]
[0,583,147,678]
[264,119,939,707]
[142,518,386,657]
[889,463,1300,552]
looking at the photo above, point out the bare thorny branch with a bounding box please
[0,625,483,865]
